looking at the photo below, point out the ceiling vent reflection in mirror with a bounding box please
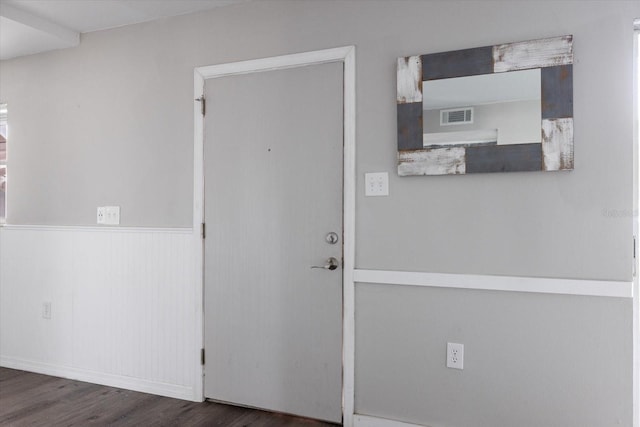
[397,35,573,176]
[441,107,473,125]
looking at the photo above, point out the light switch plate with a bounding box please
[105,206,120,225]
[365,172,389,196]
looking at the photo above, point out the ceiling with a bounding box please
[0,0,249,60]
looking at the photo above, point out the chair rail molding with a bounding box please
[354,269,633,298]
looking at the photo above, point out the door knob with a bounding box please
[311,257,339,271]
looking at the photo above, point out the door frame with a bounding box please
[193,46,356,426]
[633,18,639,427]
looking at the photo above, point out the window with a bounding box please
[0,103,6,222]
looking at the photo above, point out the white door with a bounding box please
[203,61,344,423]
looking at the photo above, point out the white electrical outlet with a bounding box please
[42,302,51,320]
[97,207,106,224]
[447,342,464,369]
[365,172,389,196]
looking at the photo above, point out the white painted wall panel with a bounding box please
[1,228,75,366]
[0,226,199,400]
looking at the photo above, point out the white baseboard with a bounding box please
[354,414,428,427]
[0,356,199,402]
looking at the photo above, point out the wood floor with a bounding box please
[0,368,340,426]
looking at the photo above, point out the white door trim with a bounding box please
[632,18,640,427]
[193,46,356,425]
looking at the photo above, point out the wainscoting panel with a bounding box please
[0,226,200,401]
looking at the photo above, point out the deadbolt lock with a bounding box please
[325,232,339,245]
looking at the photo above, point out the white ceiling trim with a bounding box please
[0,2,79,56]
[0,0,251,61]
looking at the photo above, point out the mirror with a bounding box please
[423,69,541,148]
[397,35,573,176]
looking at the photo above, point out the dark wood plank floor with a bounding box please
[0,368,340,426]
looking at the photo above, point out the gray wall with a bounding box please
[0,0,634,280]
[356,284,632,427]
[0,1,638,426]
[424,100,541,145]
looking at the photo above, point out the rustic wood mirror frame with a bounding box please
[396,35,574,176]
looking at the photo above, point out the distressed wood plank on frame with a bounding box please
[466,143,542,173]
[397,102,423,151]
[493,35,573,72]
[542,118,574,171]
[422,46,493,80]
[542,64,573,119]
[397,56,422,103]
[398,147,465,176]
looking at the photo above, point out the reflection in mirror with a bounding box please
[422,69,541,148]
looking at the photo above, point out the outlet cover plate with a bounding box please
[447,342,464,370]
[97,207,106,224]
[42,302,51,319]
[98,206,120,225]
